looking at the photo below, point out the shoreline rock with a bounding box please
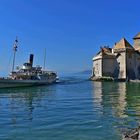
[122,127,140,140]
[89,76,114,81]
[89,76,140,82]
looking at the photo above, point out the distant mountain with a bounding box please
[78,70,92,74]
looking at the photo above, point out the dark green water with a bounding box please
[0,74,140,140]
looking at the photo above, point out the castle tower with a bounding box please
[133,32,140,51]
[113,38,134,80]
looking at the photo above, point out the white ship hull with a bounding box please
[0,78,56,88]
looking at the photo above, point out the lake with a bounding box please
[0,74,140,140]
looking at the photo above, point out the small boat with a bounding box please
[0,38,57,88]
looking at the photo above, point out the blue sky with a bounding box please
[0,0,139,75]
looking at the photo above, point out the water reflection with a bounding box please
[0,86,55,126]
[92,82,127,118]
[92,82,103,110]
[126,83,140,117]
[92,81,140,130]
[113,82,127,118]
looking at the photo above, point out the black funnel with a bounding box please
[29,54,34,66]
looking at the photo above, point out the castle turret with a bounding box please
[133,32,140,51]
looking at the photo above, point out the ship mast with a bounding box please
[12,37,18,72]
[43,48,46,70]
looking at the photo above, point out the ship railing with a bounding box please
[43,70,57,74]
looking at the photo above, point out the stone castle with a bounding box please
[92,32,140,81]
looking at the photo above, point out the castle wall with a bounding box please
[93,58,102,77]
[102,56,117,77]
[135,52,140,79]
[126,50,140,80]
[126,50,136,80]
[115,52,126,79]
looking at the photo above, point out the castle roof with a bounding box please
[133,32,140,39]
[101,47,114,56]
[113,38,133,50]
[101,47,112,53]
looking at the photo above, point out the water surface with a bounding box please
[0,74,140,140]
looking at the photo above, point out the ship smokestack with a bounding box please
[29,54,34,67]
